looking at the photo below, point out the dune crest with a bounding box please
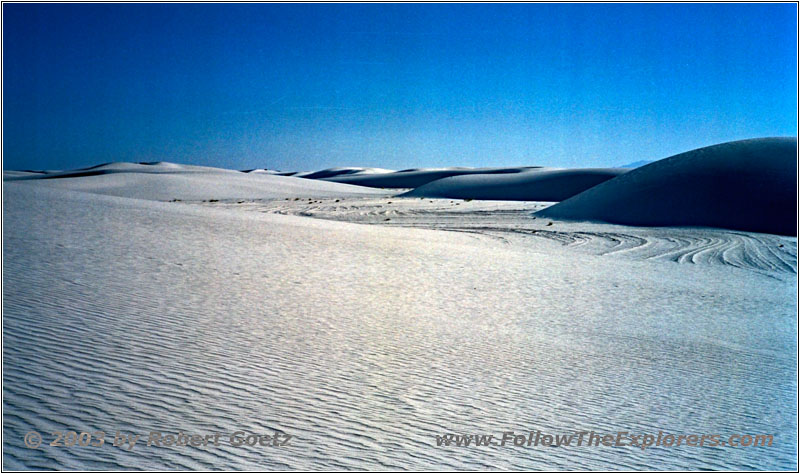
[401,168,627,201]
[536,138,798,236]
[321,166,540,188]
[293,167,396,179]
[4,161,388,201]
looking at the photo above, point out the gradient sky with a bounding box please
[3,3,797,172]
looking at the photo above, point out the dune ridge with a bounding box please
[320,166,540,188]
[292,167,396,179]
[401,168,627,201]
[4,162,388,201]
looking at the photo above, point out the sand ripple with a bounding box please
[4,185,797,470]
[232,197,796,276]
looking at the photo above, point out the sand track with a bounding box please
[208,197,796,276]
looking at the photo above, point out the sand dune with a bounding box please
[2,141,798,470]
[4,180,796,470]
[537,138,797,236]
[241,168,282,174]
[401,168,627,201]
[4,161,227,180]
[320,166,540,188]
[4,162,388,201]
[3,170,45,179]
[293,167,396,179]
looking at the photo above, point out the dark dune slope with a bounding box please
[321,167,539,189]
[536,138,797,236]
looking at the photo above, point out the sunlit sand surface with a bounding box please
[3,152,796,470]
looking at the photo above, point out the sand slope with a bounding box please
[321,166,539,188]
[3,180,796,470]
[292,167,395,179]
[241,168,282,174]
[246,196,796,275]
[3,170,45,179]
[4,161,224,179]
[402,168,627,201]
[537,138,797,236]
[4,162,388,201]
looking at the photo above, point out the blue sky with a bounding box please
[3,3,797,171]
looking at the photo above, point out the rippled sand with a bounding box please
[247,196,797,275]
[4,183,797,470]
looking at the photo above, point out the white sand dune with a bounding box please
[5,161,222,179]
[3,180,796,470]
[401,168,627,201]
[292,167,396,179]
[3,170,45,179]
[3,153,797,470]
[274,167,393,178]
[538,138,797,236]
[320,166,540,188]
[4,162,389,202]
[241,168,282,174]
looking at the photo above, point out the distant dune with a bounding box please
[4,162,387,201]
[241,168,282,174]
[320,166,539,188]
[2,170,45,179]
[402,168,627,201]
[4,161,225,180]
[292,167,396,179]
[537,138,797,236]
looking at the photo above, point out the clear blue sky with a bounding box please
[3,3,797,171]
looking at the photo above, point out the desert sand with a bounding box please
[3,139,797,470]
